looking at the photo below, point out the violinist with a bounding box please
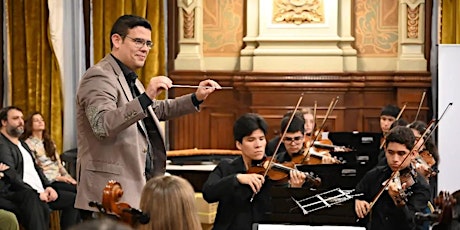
[202,113,305,230]
[355,126,430,230]
[276,114,336,166]
[266,108,315,157]
[408,120,440,200]
[377,119,409,167]
[380,105,401,136]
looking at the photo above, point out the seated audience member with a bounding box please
[21,112,77,193]
[355,126,430,230]
[0,106,79,230]
[69,218,132,230]
[0,208,19,230]
[136,175,201,230]
[0,163,19,230]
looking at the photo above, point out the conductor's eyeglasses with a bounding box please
[125,35,153,49]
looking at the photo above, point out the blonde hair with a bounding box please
[137,175,202,230]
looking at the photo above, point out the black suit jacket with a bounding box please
[202,156,272,230]
[0,133,50,197]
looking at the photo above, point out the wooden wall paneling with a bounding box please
[170,113,194,149]
[397,88,430,123]
[364,114,382,133]
[209,112,237,149]
[168,72,432,150]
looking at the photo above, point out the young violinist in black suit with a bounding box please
[355,126,430,230]
[202,113,306,230]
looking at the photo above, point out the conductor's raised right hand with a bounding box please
[145,76,173,100]
[236,173,265,193]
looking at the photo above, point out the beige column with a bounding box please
[338,0,357,72]
[175,0,205,70]
[240,0,259,71]
[397,0,427,71]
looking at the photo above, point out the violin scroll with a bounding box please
[89,180,150,226]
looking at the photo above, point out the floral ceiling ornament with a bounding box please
[273,0,325,25]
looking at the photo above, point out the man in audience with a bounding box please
[0,106,79,230]
[0,163,19,230]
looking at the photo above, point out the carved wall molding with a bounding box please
[407,5,420,38]
[183,9,195,39]
[175,0,204,70]
[397,0,426,71]
[272,0,325,24]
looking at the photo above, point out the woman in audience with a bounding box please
[69,218,132,230]
[21,112,77,193]
[137,175,202,230]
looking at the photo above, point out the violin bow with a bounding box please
[414,91,426,122]
[365,103,453,214]
[301,96,339,163]
[311,101,317,140]
[250,93,304,202]
[414,103,453,153]
[380,102,408,149]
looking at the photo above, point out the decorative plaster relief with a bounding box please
[272,0,325,25]
[406,5,420,39]
[202,0,243,56]
[183,9,195,39]
[355,0,398,57]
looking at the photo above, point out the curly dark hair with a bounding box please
[20,112,57,161]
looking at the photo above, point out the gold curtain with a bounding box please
[441,0,460,44]
[6,0,63,151]
[92,0,166,97]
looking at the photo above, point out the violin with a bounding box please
[391,167,417,207]
[413,150,438,179]
[247,157,321,188]
[295,135,343,165]
[89,180,150,226]
[419,150,436,167]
